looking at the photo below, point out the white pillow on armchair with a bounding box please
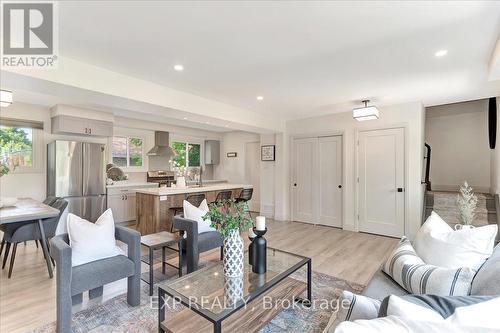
[67,209,124,266]
[183,199,216,235]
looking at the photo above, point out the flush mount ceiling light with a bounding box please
[353,100,379,121]
[256,96,264,101]
[0,89,13,107]
[435,50,448,57]
[174,64,184,71]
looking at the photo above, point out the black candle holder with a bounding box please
[248,234,256,265]
[251,227,267,274]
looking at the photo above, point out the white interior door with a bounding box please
[292,138,318,223]
[245,142,260,212]
[318,136,343,227]
[358,128,405,237]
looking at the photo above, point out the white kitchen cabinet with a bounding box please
[107,183,157,223]
[205,140,220,165]
[52,115,113,137]
[107,193,128,223]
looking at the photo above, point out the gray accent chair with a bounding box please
[173,215,223,274]
[363,243,500,300]
[50,226,141,333]
[1,198,67,278]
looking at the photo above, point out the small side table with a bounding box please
[140,231,183,296]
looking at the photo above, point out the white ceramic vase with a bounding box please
[223,229,244,278]
[455,224,475,231]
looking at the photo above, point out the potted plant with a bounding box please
[203,199,252,277]
[456,181,478,230]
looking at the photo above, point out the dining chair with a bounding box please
[1,198,68,278]
[0,196,59,259]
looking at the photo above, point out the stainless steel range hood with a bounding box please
[147,131,176,157]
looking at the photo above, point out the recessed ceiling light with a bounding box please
[434,50,448,57]
[256,96,264,101]
[205,121,210,124]
[183,117,188,120]
[174,64,184,71]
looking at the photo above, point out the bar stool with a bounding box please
[214,190,232,203]
[169,193,206,232]
[235,188,253,218]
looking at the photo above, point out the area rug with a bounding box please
[31,263,364,333]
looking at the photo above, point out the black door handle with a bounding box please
[294,183,297,187]
[338,185,342,188]
[397,188,404,192]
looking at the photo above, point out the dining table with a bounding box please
[0,198,60,278]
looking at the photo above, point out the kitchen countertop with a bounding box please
[106,182,158,189]
[136,183,252,196]
[186,179,227,185]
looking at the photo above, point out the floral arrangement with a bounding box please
[202,199,252,237]
[457,181,478,225]
[0,162,10,177]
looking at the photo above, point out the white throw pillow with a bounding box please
[414,211,497,270]
[183,199,216,235]
[334,315,493,333]
[383,237,475,296]
[67,209,124,267]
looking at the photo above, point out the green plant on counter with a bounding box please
[202,199,252,238]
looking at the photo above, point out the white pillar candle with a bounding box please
[256,216,266,231]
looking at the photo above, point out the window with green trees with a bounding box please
[112,136,143,168]
[171,141,201,168]
[0,126,33,170]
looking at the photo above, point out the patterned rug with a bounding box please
[31,263,364,333]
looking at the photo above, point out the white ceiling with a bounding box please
[55,1,500,121]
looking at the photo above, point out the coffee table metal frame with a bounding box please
[157,247,311,333]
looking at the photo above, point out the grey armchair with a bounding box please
[173,215,223,274]
[50,225,141,333]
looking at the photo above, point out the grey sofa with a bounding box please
[50,226,141,333]
[363,244,500,300]
[173,215,223,274]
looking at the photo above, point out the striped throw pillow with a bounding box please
[383,237,475,296]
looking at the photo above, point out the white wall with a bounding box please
[0,102,223,201]
[491,97,500,195]
[285,101,425,239]
[426,100,491,193]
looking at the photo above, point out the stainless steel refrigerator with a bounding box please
[47,141,106,222]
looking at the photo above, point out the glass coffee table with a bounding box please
[157,247,311,333]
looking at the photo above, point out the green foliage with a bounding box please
[188,143,200,167]
[0,126,32,167]
[202,199,252,238]
[171,142,186,167]
[0,162,10,177]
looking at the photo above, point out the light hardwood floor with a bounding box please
[0,219,398,333]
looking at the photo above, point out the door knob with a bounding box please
[338,185,342,189]
[397,188,404,192]
[293,183,297,186]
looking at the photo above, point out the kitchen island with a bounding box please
[135,184,252,235]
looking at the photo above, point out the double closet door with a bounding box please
[292,136,342,227]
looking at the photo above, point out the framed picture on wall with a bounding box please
[261,145,275,161]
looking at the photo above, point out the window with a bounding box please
[0,125,33,171]
[112,136,144,168]
[171,141,201,168]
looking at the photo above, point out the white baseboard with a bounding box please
[432,184,491,193]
